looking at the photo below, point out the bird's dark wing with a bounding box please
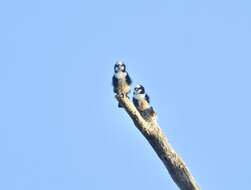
[133,97,139,107]
[125,73,132,85]
[112,75,118,93]
[145,94,150,103]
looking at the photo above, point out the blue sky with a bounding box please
[0,0,251,189]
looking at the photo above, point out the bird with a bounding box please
[133,84,156,120]
[112,61,132,107]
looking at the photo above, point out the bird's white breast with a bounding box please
[134,93,145,100]
[115,71,127,79]
[134,93,150,110]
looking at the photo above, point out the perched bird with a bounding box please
[133,84,156,120]
[112,61,132,107]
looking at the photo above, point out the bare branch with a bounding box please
[116,95,200,190]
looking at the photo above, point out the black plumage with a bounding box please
[133,97,139,108]
[112,75,119,93]
[125,74,132,86]
[145,94,150,103]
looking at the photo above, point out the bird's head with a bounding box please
[114,61,126,73]
[134,84,145,95]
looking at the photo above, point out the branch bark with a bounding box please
[116,95,200,190]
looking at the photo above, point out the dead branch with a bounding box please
[115,95,200,190]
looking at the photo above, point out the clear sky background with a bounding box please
[0,0,250,189]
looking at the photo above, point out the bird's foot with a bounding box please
[116,94,124,98]
[119,93,128,98]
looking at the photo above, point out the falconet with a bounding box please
[133,84,156,120]
[112,61,132,107]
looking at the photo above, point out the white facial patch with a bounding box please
[115,67,119,72]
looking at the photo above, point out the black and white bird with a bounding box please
[133,84,156,120]
[112,61,132,107]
